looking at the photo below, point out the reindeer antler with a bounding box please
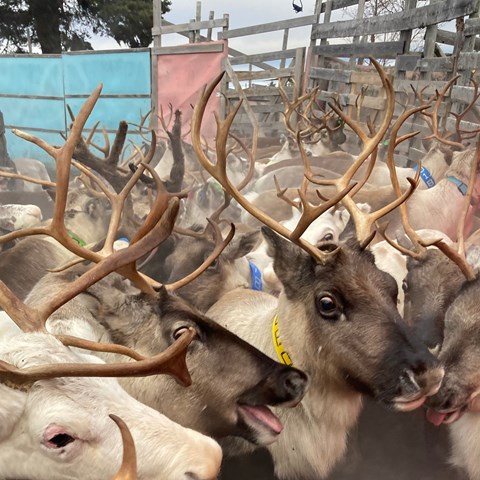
[192,72,355,265]
[0,85,198,388]
[111,415,137,480]
[301,58,418,247]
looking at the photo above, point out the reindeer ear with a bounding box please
[261,227,314,297]
[224,230,261,260]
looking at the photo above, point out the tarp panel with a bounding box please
[156,41,228,141]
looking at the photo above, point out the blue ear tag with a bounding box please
[249,261,263,291]
[412,165,436,188]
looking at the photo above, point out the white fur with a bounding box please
[0,315,222,480]
[0,204,42,231]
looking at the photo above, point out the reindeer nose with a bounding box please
[408,363,445,397]
[276,367,309,405]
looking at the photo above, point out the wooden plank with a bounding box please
[464,16,480,35]
[458,52,480,70]
[232,121,285,130]
[351,71,387,85]
[396,54,422,72]
[0,93,64,101]
[250,104,285,113]
[417,57,455,72]
[437,28,480,49]
[236,68,294,81]
[310,67,352,83]
[446,116,480,132]
[225,87,293,98]
[153,43,224,55]
[311,0,477,40]
[398,55,454,73]
[322,0,359,12]
[229,48,301,66]
[224,60,261,133]
[394,79,449,95]
[218,15,317,39]
[452,85,480,103]
[312,41,404,58]
[344,93,386,110]
[152,17,227,35]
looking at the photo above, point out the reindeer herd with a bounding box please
[0,58,480,479]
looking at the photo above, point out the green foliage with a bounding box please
[0,0,171,53]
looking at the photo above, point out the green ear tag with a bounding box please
[67,230,87,247]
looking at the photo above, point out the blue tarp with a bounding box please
[0,49,151,168]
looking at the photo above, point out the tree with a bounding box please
[0,0,171,54]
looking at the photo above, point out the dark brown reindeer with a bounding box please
[423,256,480,480]
[192,60,445,480]
[381,140,480,353]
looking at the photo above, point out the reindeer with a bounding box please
[424,273,480,480]
[0,329,222,480]
[0,86,230,480]
[2,84,310,453]
[191,61,445,479]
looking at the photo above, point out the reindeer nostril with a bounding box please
[283,369,309,398]
[185,474,200,480]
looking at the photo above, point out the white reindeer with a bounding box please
[0,323,222,480]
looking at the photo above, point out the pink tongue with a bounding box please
[242,405,283,434]
[426,409,448,426]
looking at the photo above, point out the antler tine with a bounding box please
[192,72,353,265]
[422,75,465,151]
[85,120,100,146]
[290,181,357,242]
[228,131,256,191]
[450,78,480,143]
[158,104,173,134]
[382,103,433,256]
[66,104,76,123]
[166,221,235,291]
[279,82,318,136]
[107,121,129,166]
[111,415,137,480]
[0,325,194,388]
[87,125,111,158]
[274,174,301,211]
[0,170,56,188]
[302,58,398,244]
[6,85,103,251]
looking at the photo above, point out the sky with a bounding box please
[91,1,455,56]
[92,0,332,54]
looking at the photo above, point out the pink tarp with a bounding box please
[156,40,228,141]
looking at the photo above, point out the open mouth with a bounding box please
[426,408,464,426]
[237,404,283,444]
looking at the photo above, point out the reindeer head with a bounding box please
[0,332,222,480]
[40,270,309,447]
[425,277,480,426]
[264,227,443,410]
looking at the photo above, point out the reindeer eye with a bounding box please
[173,326,190,340]
[322,233,334,242]
[207,257,219,270]
[316,295,340,319]
[47,433,75,449]
[402,280,408,293]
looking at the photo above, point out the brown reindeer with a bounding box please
[191,61,445,479]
